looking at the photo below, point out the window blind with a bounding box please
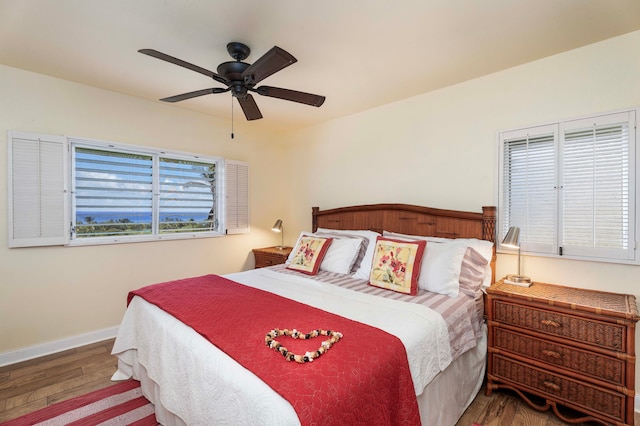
[159,157,218,234]
[73,147,153,238]
[501,126,557,254]
[560,113,633,260]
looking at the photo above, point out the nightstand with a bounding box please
[252,246,293,269]
[486,279,640,425]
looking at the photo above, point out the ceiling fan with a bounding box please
[139,42,326,121]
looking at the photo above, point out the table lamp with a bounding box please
[271,219,284,249]
[501,226,532,286]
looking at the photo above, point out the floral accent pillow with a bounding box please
[368,237,426,295]
[286,236,333,275]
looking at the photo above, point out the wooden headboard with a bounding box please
[312,203,497,281]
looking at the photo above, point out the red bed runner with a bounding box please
[128,274,420,425]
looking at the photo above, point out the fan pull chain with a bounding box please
[231,96,235,139]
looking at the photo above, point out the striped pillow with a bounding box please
[458,247,488,297]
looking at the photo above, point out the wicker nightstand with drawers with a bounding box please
[252,246,292,269]
[486,279,640,425]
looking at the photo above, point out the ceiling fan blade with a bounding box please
[160,87,229,103]
[255,86,325,107]
[237,94,263,120]
[139,49,228,85]
[241,46,297,85]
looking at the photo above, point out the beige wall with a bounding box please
[282,30,640,292]
[280,31,640,380]
[0,64,287,355]
[2,30,640,385]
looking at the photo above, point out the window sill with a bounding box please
[67,231,224,247]
[496,248,639,266]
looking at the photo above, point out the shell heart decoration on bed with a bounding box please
[265,328,343,364]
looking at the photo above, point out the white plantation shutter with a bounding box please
[225,160,250,234]
[499,125,558,254]
[560,112,635,260]
[8,131,69,247]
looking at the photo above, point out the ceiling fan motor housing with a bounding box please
[217,61,251,83]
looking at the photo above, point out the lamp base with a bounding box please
[505,274,532,287]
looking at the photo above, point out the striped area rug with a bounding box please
[2,380,156,426]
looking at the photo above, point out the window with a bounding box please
[498,108,638,263]
[8,132,249,247]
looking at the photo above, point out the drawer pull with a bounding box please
[541,319,561,328]
[543,381,561,392]
[541,349,561,359]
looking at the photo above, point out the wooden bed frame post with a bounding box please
[481,206,496,243]
[312,206,319,233]
[482,206,497,284]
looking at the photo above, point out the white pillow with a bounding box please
[424,236,494,289]
[383,231,494,288]
[419,241,467,296]
[313,231,369,273]
[317,228,381,280]
[319,237,363,274]
[383,231,493,260]
[287,231,363,275]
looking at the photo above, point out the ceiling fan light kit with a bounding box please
[139,42,325,122]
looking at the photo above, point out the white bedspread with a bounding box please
[112,268,453,425]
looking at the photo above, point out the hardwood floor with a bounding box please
[0,339,117,422]
[1,338,638,425]
[455,387,633,426]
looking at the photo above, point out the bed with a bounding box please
[111,203,497,425]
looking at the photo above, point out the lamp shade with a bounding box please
[501,226,520,248]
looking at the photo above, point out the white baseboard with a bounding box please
[636,394,640,414]
[0,326,119,367]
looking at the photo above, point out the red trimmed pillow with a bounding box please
[368,236,426,295]
[286,236,333,275]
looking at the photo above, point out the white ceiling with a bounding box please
[2,0,639,133]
